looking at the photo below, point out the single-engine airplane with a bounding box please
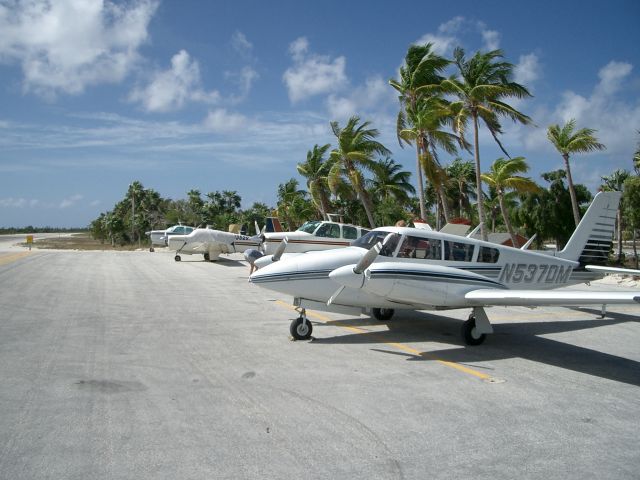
[146,224,195,251]
[249,192,640,345]
[168,227,263,262]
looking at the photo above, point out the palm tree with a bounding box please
[328,116,391,228]
[633,131,640,174]
[389,43,449,220]
[547,119,606,226]
[368,157,416,204]
[277,178,308,229]
[481,157,540,247]
[601,169,631,263]
[446,158,476,218]
[398,96,463,223]
[442,47,533,241]
[297,144,333,220]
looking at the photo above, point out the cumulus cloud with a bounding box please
[0,0,158,98]
[283,37,348,103]
[326,76,395,119]
[203,108,248,133]
[514,53,542,86]
[415,16,465,55]
[481,29,500,51]
[129,50,220,112]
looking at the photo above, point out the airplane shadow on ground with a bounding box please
[311,309,640,386]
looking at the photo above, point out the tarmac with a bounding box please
[0,235,639,480]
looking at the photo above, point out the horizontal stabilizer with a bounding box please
[465,288,640,307]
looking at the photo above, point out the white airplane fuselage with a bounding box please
[262,221,369,255]
[250,227,601,311]
[168,228,261,261]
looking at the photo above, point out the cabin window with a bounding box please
[298,221,321,234]
[444,241,475,262]
[477,246,500,263]
[315,223,341,238]
[342,225,358,240]
[397,235,442,260]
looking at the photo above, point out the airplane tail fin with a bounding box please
[557,191,621,266]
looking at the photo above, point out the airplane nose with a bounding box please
[328,264,366,289]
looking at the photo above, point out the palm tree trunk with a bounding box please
[415,144,426,220]
[498,192,519,248]
[437,185,451,224]
[616,207,622,264]
[472,114,487,241]
[359,187,377,228]
[563,154,581,227]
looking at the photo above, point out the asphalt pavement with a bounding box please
[0,239,638,480]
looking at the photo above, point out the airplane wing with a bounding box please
[465,288,640,307]
[585,265,640,276]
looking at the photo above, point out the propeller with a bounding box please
[353,232,398,274]
[271,237,288,262]
[328,233,399,304]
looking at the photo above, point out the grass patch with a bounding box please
[27,233,144,251]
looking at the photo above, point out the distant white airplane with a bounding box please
[250,192,640,345]
[146,224,195,251]
[168,228,263,262]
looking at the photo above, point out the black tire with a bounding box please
[461,317,486,346]
[204,253,210,262]
[372,308,395,321]
[149,247,155,252]
[174,255,181,262]
[290,317,313,340]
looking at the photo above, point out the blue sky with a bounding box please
[1,0,639,227]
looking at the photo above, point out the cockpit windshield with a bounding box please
[297,221,322,234]
[351,230,397,256]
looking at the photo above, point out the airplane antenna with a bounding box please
[520,233,537,250]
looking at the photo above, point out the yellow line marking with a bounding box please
[0,251,32,266]
[275,300,493,381]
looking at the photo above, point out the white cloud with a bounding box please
[415,17,463,55]
[0,0,158,98]
[283,37,348,103]
[481,29,500,51]
[59,194,83,208]
[226,66,259,104]
[203,108,248,133]
[514,53,541,86]
[326,76,395,120]
[595,60,632,96]
[231,31,253,59]
[129,50,220,112]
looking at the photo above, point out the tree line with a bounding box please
[89,43,640,266]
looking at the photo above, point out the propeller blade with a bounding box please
[327,285,345,306]
[272,237,288,262]
[353,233,398,274]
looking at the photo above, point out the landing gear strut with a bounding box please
[461,307,493,346]
[290,308,313,340]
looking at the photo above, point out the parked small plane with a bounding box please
[146,224,195,252]
[249,192,640,345]
[260,220,369,258]
[168,227,263,262]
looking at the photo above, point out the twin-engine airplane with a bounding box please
[168,228,263,262]
[249,192,640,345]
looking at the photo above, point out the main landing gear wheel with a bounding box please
[461,315,486,346]
[174,255,181,262]
[204,253,210,262]
[290,316,313,340]
[149,247,155,252]
[372,308,395,321]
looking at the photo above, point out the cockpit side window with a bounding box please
[342,225,358,240]
[298,221,321,234]
[315,223,340,238]
[397,235,442,260]
[478,246,500,263]
[444,241,475,262]
[352,230,396,256]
